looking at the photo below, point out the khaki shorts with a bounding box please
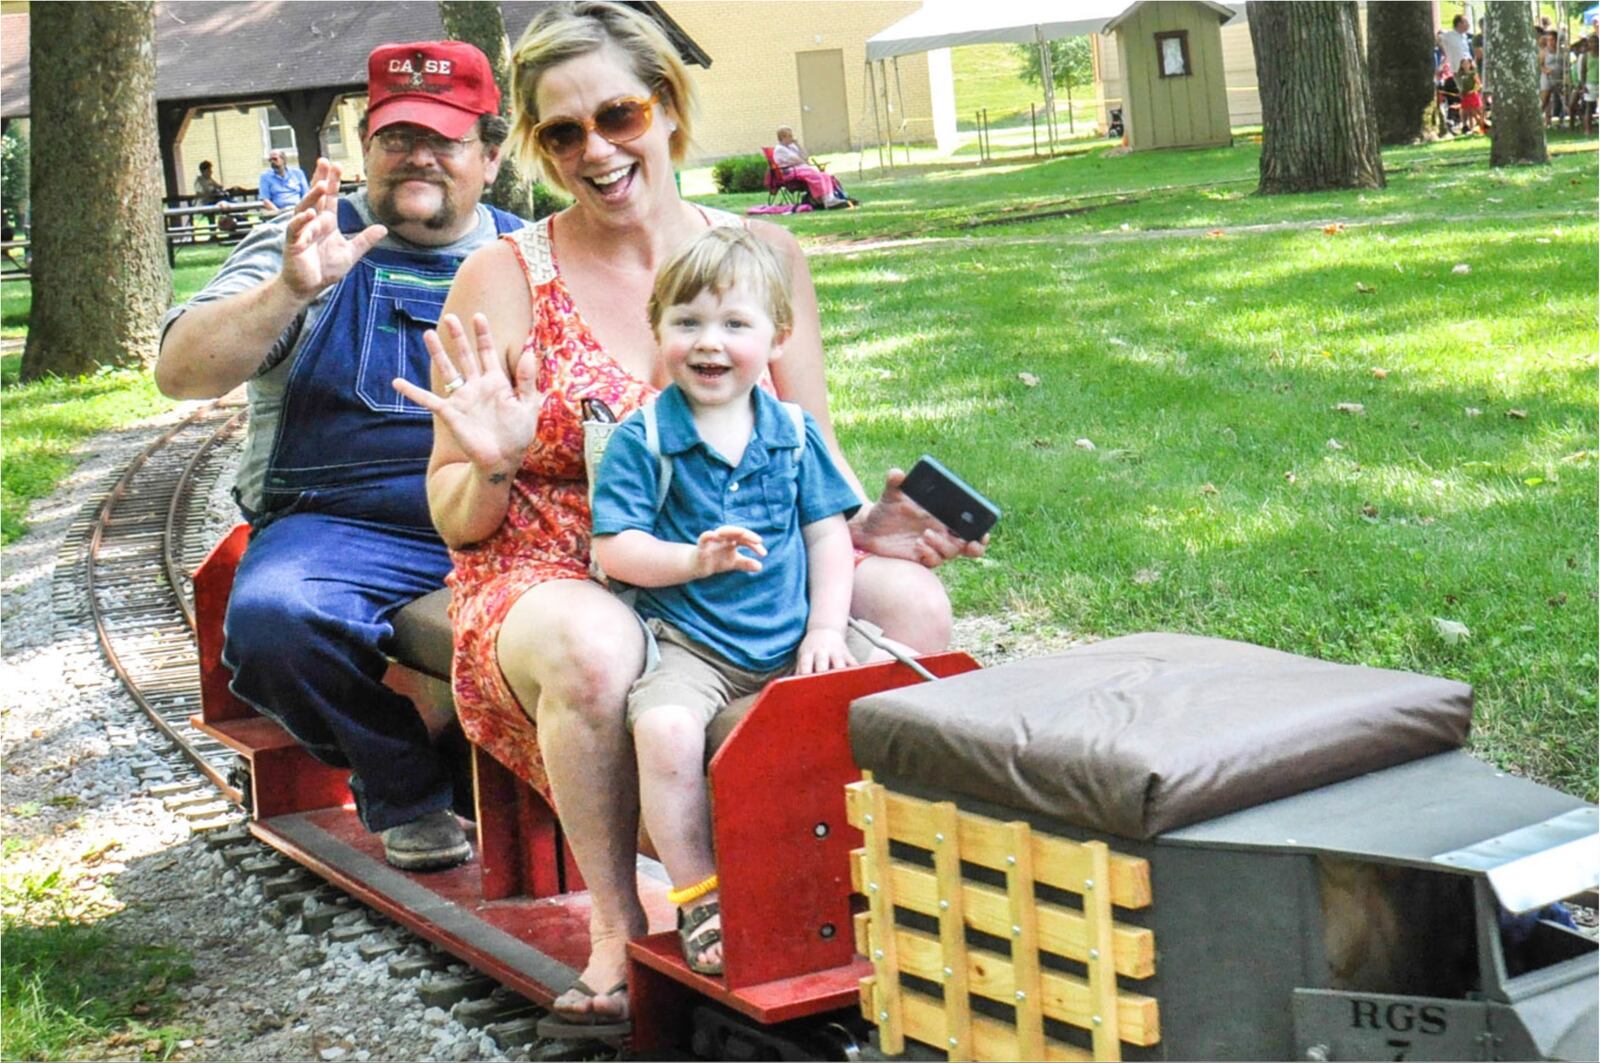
[627,617,883,731]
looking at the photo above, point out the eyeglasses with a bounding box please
[531,93,660,160]
[373,128,481,159]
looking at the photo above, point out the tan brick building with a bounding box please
[171,1,954,195]
[176,97,370,195]
[666,0,954,161]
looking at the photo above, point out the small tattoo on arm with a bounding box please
[486,472,509,485]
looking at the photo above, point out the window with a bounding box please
[325,108,346,159]
[261,106,297,158]
[1155,30,1191,78]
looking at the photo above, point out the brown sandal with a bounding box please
[536,979,631,1040]
[678,899,723,976]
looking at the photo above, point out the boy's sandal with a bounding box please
[678,899,724,976]
[535,979,631,1041]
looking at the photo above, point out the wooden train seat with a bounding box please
[848,632,1473,840]
[389,587,452,680]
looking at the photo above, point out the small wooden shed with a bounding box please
[1104,0,1236,151]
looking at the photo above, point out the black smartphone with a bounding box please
[899,455,1001,541]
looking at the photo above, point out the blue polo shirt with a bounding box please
[591,385,862,671]
[259,166,310,209]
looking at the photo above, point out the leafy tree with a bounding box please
[1367,1,1437,144]
[1013,38,1092,92]
[437,0,540,218]
[1248,1,1385,194]
[1485,1,1549,166]
[1,123,28,232]
[22,2,169,381]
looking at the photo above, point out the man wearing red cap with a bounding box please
[155,41,526,871]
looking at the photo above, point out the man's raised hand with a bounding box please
[392,313,543,479]
[281,159,387,300]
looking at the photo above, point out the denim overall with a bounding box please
[223,199,522,832]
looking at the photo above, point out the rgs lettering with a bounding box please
[1349,1000,1448,1036]
[388,59,453,75]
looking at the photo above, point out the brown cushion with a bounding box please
[389,588,453,680]
[848,633,1473,839]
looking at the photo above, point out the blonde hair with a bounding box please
[509,1,695,187]
[648,227,793,339]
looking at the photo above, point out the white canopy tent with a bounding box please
[862,0,1240,162]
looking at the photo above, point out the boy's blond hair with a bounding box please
[509,1,696,187]
[648,227,794,338]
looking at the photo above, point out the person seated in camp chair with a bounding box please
[771,126,853,209]
[589,226,903,977]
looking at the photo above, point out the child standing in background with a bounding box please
[1458,58,1487,135]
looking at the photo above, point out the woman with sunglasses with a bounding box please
[393,1,982,1035]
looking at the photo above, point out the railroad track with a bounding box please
[54,401,614,1058]
[56,398,250,803]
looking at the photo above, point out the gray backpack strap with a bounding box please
[640,400,674,510]
[780,401,806,458]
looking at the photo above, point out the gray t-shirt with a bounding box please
[160,191,506,514]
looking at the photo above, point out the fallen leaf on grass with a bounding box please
[1464,407,1482,417]
[1432,617,1471,645]
[1524,477,1545,486]
[1074,438,1096,451]
[1371,367,1389,379]
[1132,568,1162,586]
[1355,282,1376,295]
[1549,593,1568,608]
[1360,503,1379,519]
[1452,263,1471,275]
[1322,223,1346,235]
[1283,470,1297,483]
[1327,438,1345,450]
[1506,408,1527,419]
[1334,402,1365,414]
[1205,229,1226,238]
[1018,372,1040,387]
[1030,438,1052,449]
[1200,482,1218,496]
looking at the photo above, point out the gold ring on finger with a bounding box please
[443,375,466,395]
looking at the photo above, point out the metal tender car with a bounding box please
[844,633,1598,1062]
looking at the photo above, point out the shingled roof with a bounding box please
[0,1,710,119]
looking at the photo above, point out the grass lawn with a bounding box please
[1,137,1595,801]
[0,245,231,543]
[949,42,1100,133]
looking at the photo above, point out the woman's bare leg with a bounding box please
[496,579,648,1018]
[851,555,953,653]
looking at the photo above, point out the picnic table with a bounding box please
[1,238,29,280]
[162,201,269,263]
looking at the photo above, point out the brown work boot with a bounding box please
[381,810,471,871]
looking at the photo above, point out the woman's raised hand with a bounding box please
[280,159,387,300]
[852,468,988,569]
[392,313,543,478]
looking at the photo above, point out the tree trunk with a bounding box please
[1367,1,1437,144]
[1485,1,1549,166]
[23,2,169,381]
[1248,1,1386,194]
[438,0,538,219]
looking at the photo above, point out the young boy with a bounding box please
[590,226,876,977]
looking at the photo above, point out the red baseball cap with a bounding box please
[366,41,500,140]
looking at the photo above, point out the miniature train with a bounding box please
[191,525,1598,1061]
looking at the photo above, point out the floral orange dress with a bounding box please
[447,209,740,797]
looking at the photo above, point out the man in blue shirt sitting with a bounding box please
[258,149,310,214]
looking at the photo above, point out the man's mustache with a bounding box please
[383,170,450,186]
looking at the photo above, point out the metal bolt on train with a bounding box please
[191,524,1597,1062]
